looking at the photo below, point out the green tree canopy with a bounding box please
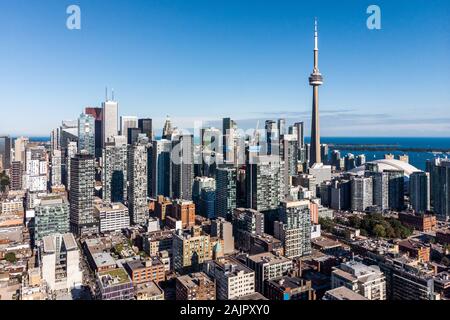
[4,252,17,263]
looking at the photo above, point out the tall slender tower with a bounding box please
[309,18,323,166]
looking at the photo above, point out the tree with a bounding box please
[0,171,10,193]
[372,224,386,238]
[4,252,17,263]
[348,216,362,229]
[319,217,335,232]
[114,244,124,255]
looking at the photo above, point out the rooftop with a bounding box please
[38,194,67,206]
[97,268,131,288]
[398,239,428,251]
[136,281,164,298]
[94,202,128,212]
[312,237,342,249]
[177,272,214,289]
[233,292,268,300]
[62,233,78,251]
[92,252,116,269]
[434,271,450,285]
[213,257,254,276]
[267,276,311,290]
[125,257,163,271]
[324,286,368,300]
[247,252,291,265]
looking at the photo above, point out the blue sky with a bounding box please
[0,0,449,136]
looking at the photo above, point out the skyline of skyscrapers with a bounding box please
[0,15,448,304]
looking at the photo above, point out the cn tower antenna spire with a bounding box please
[314,17,318,51]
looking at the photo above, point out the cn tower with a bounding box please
[309,18,323,166]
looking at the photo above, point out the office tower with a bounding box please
[10,161,22,190]
[371,171,389,211]
[246,252,292,295]
[309,19,324,166]
[293,121,307,166]
[96,268,134,300]
[192,176,214,216]
[274,200,311,258]
[201,127,221,177]
[320,144,329,164]
[278,118,286,137]
[151,139,171,197]
[427,159,450,221]
[101,98,119,147]
[204,257,255,300]
[282,134,298,177]
[65,141,77,190]
[162,115,173,140]
[330,180,351,210]
[386,170,405,211]
[127,127,142,145]
[59,121,78,189]
[34,195,70,243]
[293,122,304,148]
[40,233,83,292]
[94,202,130,233]
[193,176,216,209]
[138,118,153,141]
[59,120,78,152]
[24,146,48,193]
[351,176,373,212]
[171,134,194,200]
[172,199,196,228]
[176,272,216,300]
[331,150,341,170]
[0,136,11,170]
[215,167,237,220]
[127,139,148,225]
[85,107,103,158]
[265,120,279,156]
[246,160,280,212]
[222,117,237,164]
[172,227,212,272]
[232,208,265,235]
[211,217,235,254]
[246,160,281,234]
[344,153,356,171]
[331,261,386,300]
[410,171,431,213]
[120,116,138,139]
[356,154,366,167]
[14,136,28,163]
[70,153,97,235]
[50,129,60,152]
[50,149,62,187]
[199,187,216,219]
[103,136,128,203]
[77,113,95,155]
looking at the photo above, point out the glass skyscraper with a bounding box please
[78,113,95,156]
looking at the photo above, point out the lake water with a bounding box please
[313,137,450,171]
